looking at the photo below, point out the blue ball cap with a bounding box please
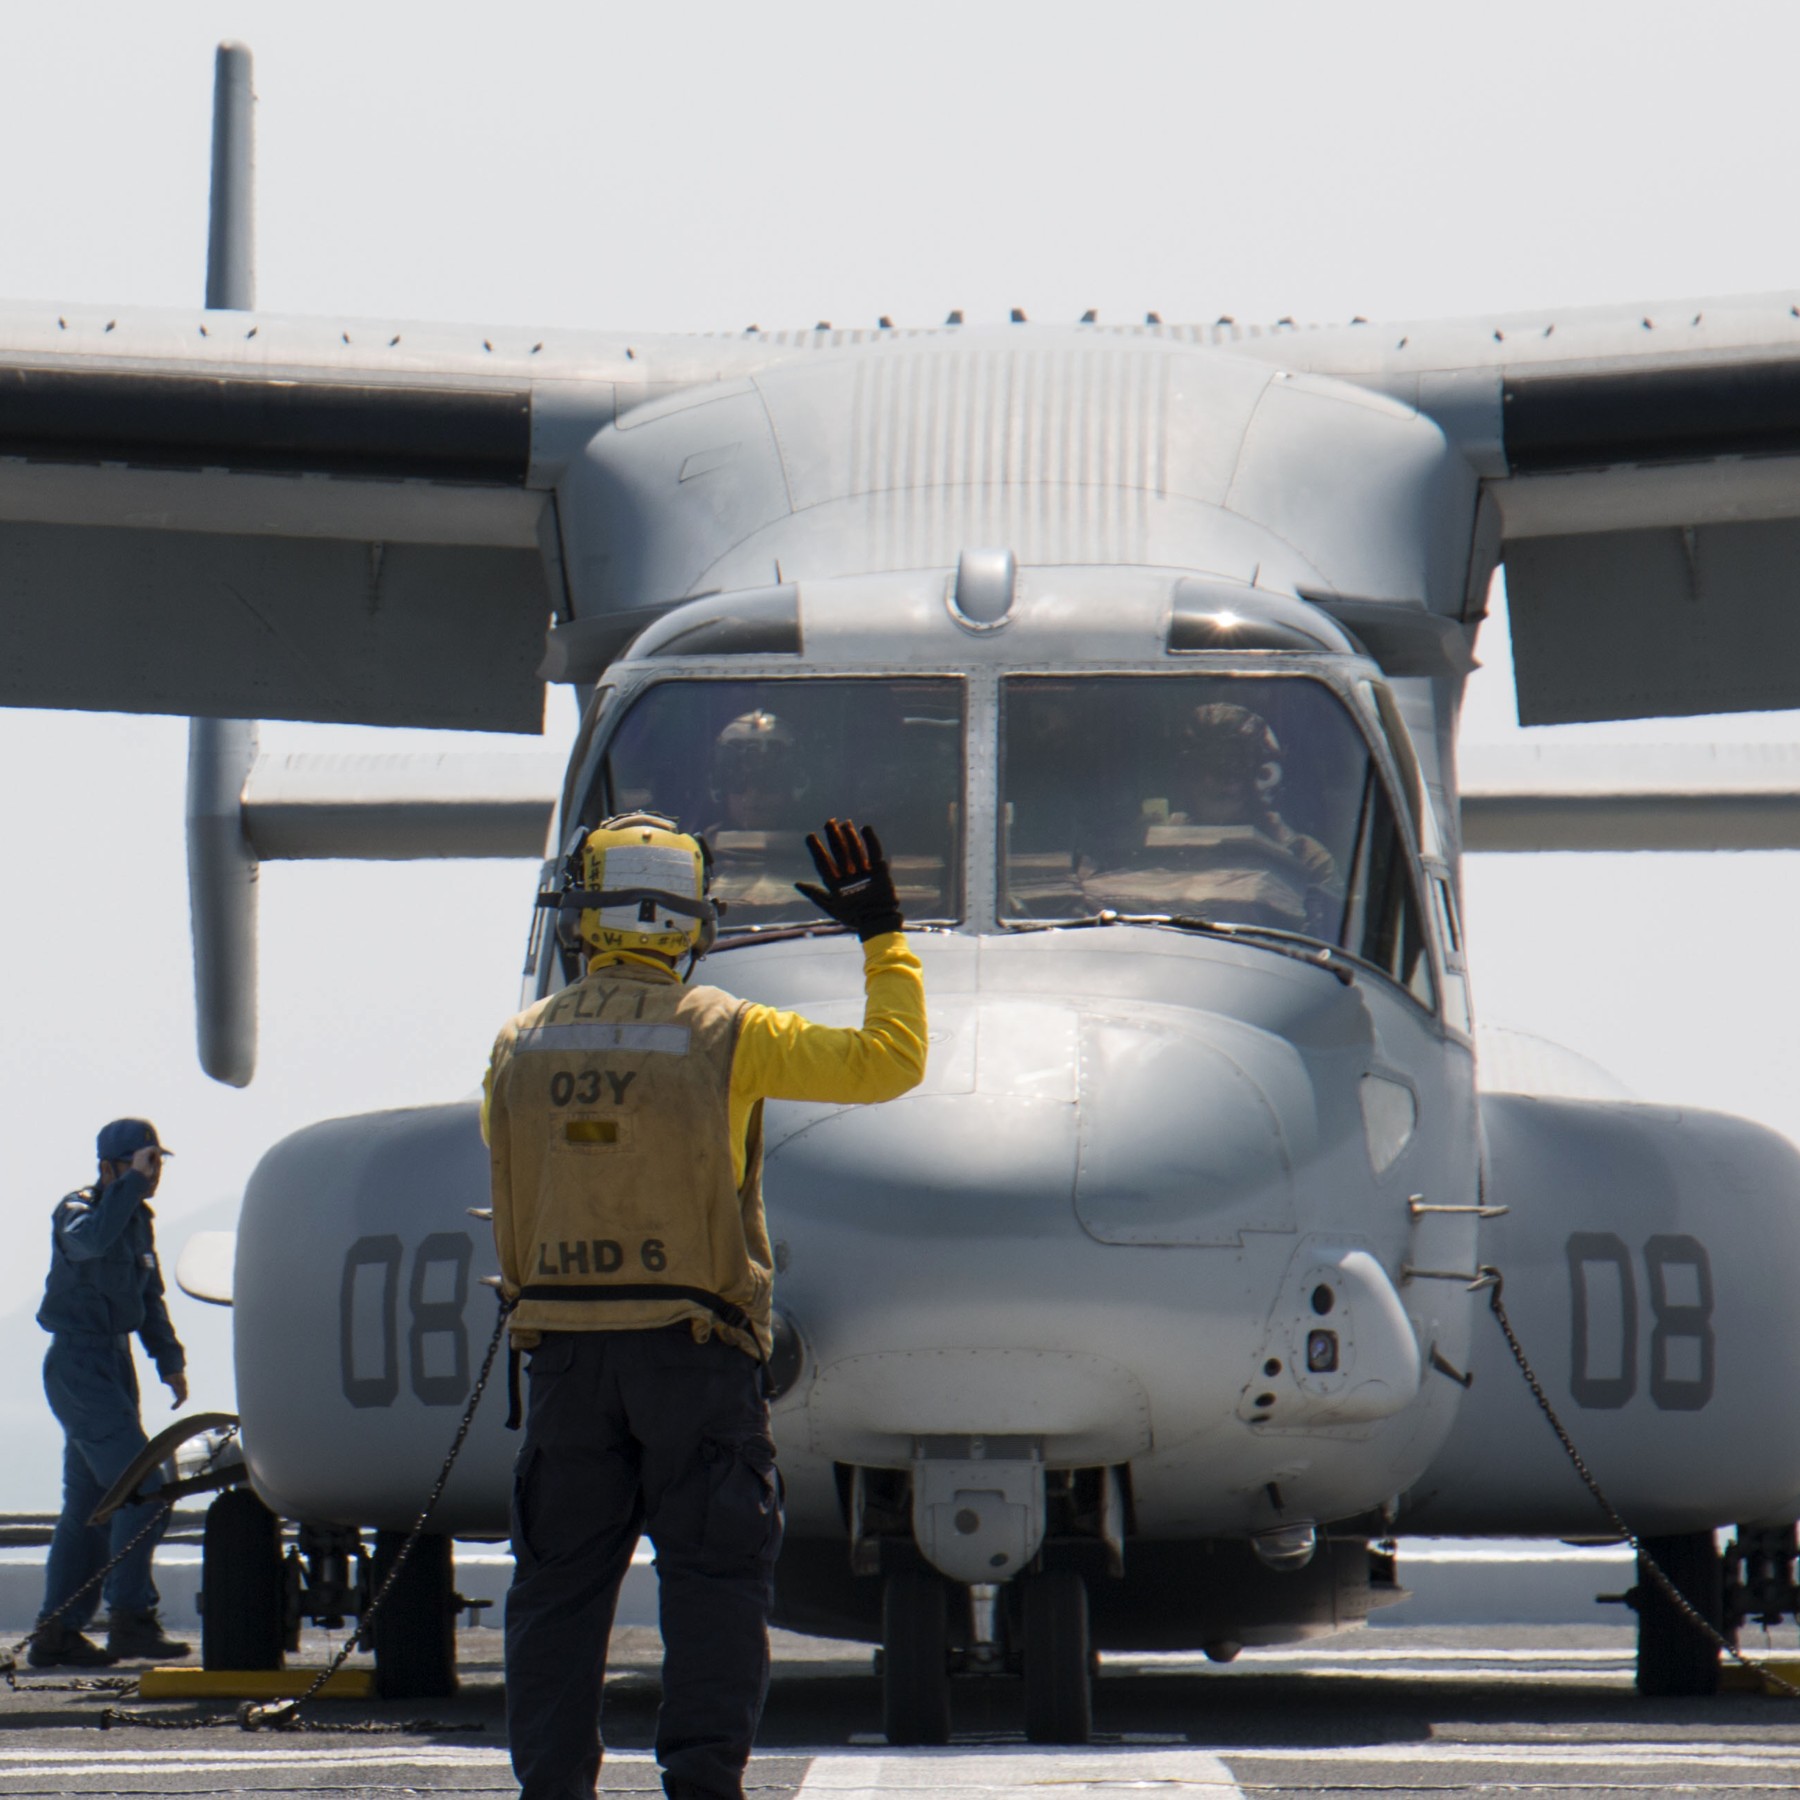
[95,1118,174,1163]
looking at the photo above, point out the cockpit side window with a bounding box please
[1342,767,1435,1008]
[1000,674,1436,1010]
[579,676,965,943]
[1367,681,1424,840]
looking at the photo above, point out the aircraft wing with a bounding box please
[12,285,1800,734]
[0,302,744,730]
[1236,292,1800,726]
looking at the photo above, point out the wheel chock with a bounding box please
[136,1666,376,1700]
[1720,1659,1800,1696]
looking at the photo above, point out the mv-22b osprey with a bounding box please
[16,42,1800,1743]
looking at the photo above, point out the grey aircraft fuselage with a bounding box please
[223,326,1800,1654]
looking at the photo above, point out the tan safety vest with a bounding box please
[487,971,772,1359]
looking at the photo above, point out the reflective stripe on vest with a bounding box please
[514,1022,692,1055]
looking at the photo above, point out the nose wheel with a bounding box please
[881,1570,952,1745]
[1022,1568,1092,1744]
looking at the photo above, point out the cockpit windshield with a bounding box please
[1001,674,1434,1004]
[584,677,965,934]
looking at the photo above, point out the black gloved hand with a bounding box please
[795,817,904,941]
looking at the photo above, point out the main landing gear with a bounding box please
[1633,1531,1725,1697]
[198,1489,464,1697]
[199,1488,284,1670]
[879,1566,1095,1746]
[1624,1524,1800,1698]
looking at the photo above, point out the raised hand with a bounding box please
[794,818,904,941]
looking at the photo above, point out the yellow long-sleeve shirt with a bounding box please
[720,931,928,1182]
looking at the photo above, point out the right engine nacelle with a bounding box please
[1401,1091,1800,1536]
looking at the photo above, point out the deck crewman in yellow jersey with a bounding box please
[484,813,926,1800]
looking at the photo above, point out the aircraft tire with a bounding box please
[1022,1568,1092,1745]
[200,1487,284,1670]
[881,1570,952,1745]
[1635,1531,1724,1697]
[370,1530,458,1699]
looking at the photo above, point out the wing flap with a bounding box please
[1504,519,1800,725]
[0,519,549,728]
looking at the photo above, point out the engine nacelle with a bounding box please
[234,1103,516,1533]
[1402,1091,1800,1535]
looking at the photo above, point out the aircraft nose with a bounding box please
[764,999,1082,1242]
[761,995,1394,1470]
[1072,1011,1306,1245]
[765,997,1321,1249]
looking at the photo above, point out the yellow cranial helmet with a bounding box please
[548,812,716,962]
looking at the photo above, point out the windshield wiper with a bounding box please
[710,918,959,954]
[710,921,852,952]
[1007,912,1356,985]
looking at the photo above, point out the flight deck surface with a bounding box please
[3,1623,1799,1798]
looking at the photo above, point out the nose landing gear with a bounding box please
[878,1565,1096,1746]
[881,1570,953,1745]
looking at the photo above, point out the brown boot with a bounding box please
[27,1619,118,1668]
[104,1610,192,1661]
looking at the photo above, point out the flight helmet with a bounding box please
[713,710,805,803]
[1178,702,1283,798]
[536,812,718,964]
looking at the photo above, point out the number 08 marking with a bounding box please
[340,1232,474,1409]
[1565,1231,1714,1412]
[1644,1234,1715,1412]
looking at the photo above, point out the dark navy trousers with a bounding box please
[505,1328,783,1800]
[40,1334,165,1626]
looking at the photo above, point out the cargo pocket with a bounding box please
[513,1439,607,1568]
[701,1435,784,1567]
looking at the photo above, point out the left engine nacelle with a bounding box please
[234,1104,517,1533]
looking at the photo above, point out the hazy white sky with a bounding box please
[2,0,1799,1509]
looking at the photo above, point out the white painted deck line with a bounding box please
[1395,1541,1631,1563]
[1226,1741,1800,1771]
[797,1750,1242,1800]
[0,1745,532,1776]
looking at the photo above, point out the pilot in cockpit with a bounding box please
[1096,702,1340,932]
[704,709,816,926]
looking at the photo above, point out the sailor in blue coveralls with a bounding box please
[29,1119,192,1668]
